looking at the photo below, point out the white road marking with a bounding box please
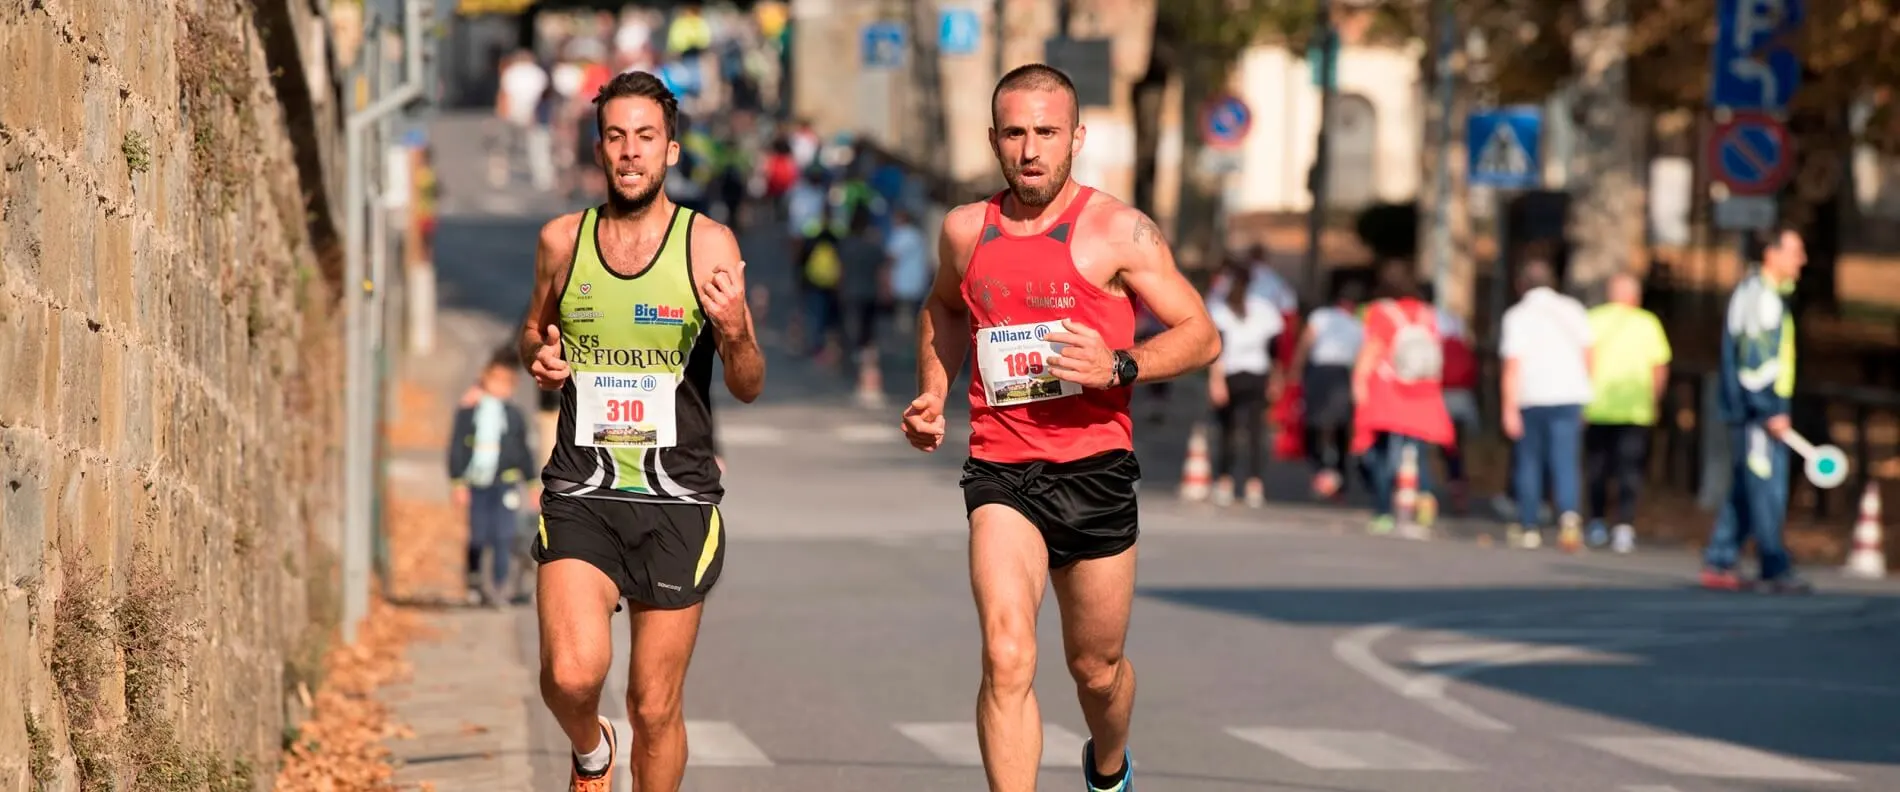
[895,721,1087,767]
[606,717,771,792]
[1576,736,1851,782]
[1408,641,1640,668]
[1334,600,1900,735]
[1332,624,1515,732]
[835,423,902,443]
[685,721,775,767]
[717,425,788,447]
[1227,727,1474,771]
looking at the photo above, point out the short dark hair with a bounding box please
[1373,259,1420,300]
[991,63,1079,127]
[1517,258,1556,291]
[595,71,679,140]
[1745,223,1801,264]
[488,345,518,371]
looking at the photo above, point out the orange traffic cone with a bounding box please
[1394,443,1424,539]
[1179,423,1212,502]
[855,347,885,408]
[1844,482,1886,579]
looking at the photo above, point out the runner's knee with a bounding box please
[542,648,610,703]
[981,625,1037,692]
[629,683,685,735]
[1066,649,1123,696]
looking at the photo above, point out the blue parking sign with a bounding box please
[862,22,906,69]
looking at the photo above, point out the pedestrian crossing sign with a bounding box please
[1467,107,1542,190]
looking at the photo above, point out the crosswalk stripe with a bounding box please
[717,424,788,447]
[1226,727,1474,771]
[1574,736,1849,782]
[894,721,1088,767]
[835,423,902,443]
[605,719,772,782]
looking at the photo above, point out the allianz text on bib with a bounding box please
[574,368,680,449]
[976,320,1083,407]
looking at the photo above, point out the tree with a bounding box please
[1130,0,1414,274]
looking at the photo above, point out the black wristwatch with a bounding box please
[1110,350,1139,388]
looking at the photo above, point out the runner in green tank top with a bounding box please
[516,72,765,792]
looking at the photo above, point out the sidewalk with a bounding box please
[374,270,546,791]
[375,354,542,791]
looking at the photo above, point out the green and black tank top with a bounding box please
[543,205,722,505]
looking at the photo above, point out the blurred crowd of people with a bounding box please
[1196,228,1811,589]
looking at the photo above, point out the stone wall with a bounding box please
[0,0,345,788]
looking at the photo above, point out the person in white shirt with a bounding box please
[1207,263,1286,507]
[1206,243,1300,315]
[1499,259,1595,551]
[492,50,552,190]
[1287,278,1365,498]
[883,208,932,333]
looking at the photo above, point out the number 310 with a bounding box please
[1004,351,1044,377]
[606,399,645,422]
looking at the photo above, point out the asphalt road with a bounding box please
[417,113,1900,792]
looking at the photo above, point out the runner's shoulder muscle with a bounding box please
[537,211,586,286]
[940,201,989,276]
[687,211,740,289]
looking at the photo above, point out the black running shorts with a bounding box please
[532,493,727,610]
[959,449,1142,568]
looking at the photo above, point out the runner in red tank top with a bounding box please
[897,64,1220,792]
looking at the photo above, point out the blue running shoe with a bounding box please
[1081,738,1133,792]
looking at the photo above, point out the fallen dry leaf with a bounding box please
[271,596,418,792]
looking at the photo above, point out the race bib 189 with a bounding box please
[975,321,1083,408]
[573,371,678,448]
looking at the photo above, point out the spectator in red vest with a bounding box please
[1351,261,1456,533]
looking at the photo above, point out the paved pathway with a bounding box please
[374,112,1900,792]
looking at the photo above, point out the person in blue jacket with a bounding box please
[1702,227,1813,594]
[449,346,536,607]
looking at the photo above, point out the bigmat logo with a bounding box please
[634,304,686,326]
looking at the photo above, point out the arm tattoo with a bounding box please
[1132,216,1163,247]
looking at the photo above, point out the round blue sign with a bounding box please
[1201,95,1252,149]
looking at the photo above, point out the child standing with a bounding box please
[448,348,534,607]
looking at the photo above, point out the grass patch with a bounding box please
[25,711,55,788]
[122,131,151,174]
[48,546,258,791]
[116,549,196,724]
[50,547,120,788]
[176,6,259,211]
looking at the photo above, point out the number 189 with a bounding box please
[1004,351,1045,378]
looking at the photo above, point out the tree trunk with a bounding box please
[1417,0,1477,325]
[904,0,949,161]
[1565,0,1642,303]
[1131,48,1169,221]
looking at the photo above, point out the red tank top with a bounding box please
[960,187,1137,464]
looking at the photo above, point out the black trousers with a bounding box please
[1215,372,1270,481]
[1585,423,1651,526]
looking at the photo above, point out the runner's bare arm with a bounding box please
[915,203,985,401]
[520,213,582,370]
[692,220,765,403]
[1113,208,1220,382]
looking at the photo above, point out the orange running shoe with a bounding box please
[570,716,617,791]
